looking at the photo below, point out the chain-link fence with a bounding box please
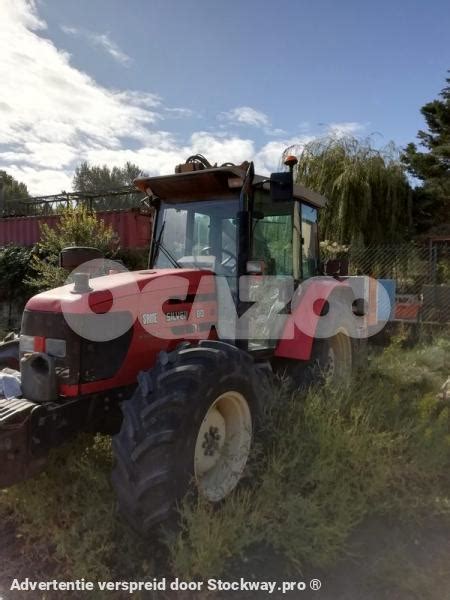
[349,242,450,324]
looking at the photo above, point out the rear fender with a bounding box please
[275,277,355,361]
[0,339,19,371]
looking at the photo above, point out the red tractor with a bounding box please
[0,155,362,534]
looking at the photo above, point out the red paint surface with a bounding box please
[0,209,151,249]
[275,277,351,361]
[25,269,217,397]
[395,302,421,320]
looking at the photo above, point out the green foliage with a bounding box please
[0,245,34,327]
[290,137,412,245]
[402,73,450,231]
[73,161,145,210]
[169,491,257,580]
[0,246,33,301]
[169,337,450,577]
[114,248,148,271]
[320,240,350,260]
[0,171,29,201]
[0,435,152,586]
[28,205,118,292]
[0,170,30,214]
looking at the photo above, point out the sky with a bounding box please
[0,0,449,196]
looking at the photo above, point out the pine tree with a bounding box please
[403,73,450,231]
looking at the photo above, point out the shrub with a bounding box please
[0,245,34,328]
[168,337,450,577]
[28,205,118,292]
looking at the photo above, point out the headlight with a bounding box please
[19,335,35,353]
[19,336,67,357]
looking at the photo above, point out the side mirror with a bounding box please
[270,172,293,202]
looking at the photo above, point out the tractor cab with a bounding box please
[135,157,326,285]
[134,156,326,352]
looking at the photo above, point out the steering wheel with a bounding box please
[200,246,237,268]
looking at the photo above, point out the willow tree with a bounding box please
[287,137,412,245]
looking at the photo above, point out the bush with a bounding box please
[168,337,450,577]
[28,205,118,292]
[0,245,34,328]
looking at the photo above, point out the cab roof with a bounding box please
[134,164,327,209]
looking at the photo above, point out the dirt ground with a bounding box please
[1,515,450,600]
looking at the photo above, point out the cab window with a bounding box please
[250,192,301,277]
[301,204,319,279]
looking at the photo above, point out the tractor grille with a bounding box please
[21,310,81,385]
[79,326,133,383]
[21,310,134,386]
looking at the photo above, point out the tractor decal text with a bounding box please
[165,311,188,322]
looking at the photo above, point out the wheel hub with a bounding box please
[202,426,222,456]
[324,347,336,378]
[194,391,252,502]
[195,406,226,475]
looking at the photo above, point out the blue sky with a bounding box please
[0,0,449,194]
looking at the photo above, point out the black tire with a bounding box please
[111,340,262,535]
[278,308,366,390]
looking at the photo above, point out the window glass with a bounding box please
[153,199,239,274]
[192,213,210,254]
[251,192,295,276]
[301,204,318,279]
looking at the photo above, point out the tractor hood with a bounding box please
[25,268,215,316]
[21,268,218,395]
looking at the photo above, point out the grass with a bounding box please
[0,435,157,591]
[1,335,450,592]
[168,335,450,577]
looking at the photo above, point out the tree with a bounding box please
[0,170,30,214]
[28,205,118,291]
[402,73,450,232]
[0,245,34,327]
[288,136,412,246]
[73,161,145,210]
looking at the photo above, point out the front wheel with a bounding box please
[111,341,261,535]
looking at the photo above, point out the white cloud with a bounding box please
[189,132,255,165]
[60,25,78,35]
[0,1,284,195]
[219,106,270,128]
[5,164,73,195]
[61,24,132,66]
[254,136,315,175]
[164,107,196,119]
[327,121,365,137]
[0,1,365,197]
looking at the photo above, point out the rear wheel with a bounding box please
[111,340,261,535]
[277,325,358,390]
[314,327,354,384]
